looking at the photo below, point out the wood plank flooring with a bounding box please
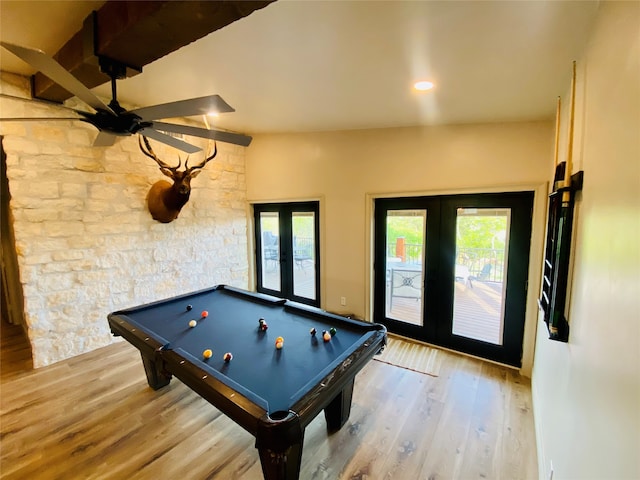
[0,322,32,381]
[0,322,538,479]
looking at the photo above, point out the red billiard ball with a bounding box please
[201,310,209,318]
[223,352,233,362]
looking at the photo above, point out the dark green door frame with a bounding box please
[254,201,321,307]
[374,191,534,367]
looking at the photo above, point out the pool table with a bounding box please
[107,285,386,480]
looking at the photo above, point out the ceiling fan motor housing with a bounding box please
[78,110,150,136]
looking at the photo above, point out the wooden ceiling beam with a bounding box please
[32,0,274,103]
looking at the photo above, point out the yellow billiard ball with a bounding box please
[203,349,213,359]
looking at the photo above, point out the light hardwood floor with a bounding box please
[0,322,537,480]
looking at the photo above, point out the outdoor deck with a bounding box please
[387,279,504,344]
[263,265,504,345]
[262,261,318,300]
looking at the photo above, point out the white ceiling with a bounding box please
[0,0,599,136]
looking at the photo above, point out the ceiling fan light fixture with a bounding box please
[414,80,435,91]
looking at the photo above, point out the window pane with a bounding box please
[385,209,426,326]
[292,212,316,300]
[260,212,280,291]
[452,208,510,345]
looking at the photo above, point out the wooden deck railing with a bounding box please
[387,241,504,282]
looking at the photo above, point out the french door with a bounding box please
[254,202,320,307]
[373,192,533,366]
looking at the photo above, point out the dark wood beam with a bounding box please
[32,0,275,103]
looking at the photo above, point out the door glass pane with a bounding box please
[385,209,426,326]
[452,208,510,344]
[260,212,280,291]
[292,211,316,300]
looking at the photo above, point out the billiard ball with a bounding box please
[259,317,265,324]
[201,310,209,318]
[203,349,213,359]
[186,304,193,311]
[223,352,233,362]
[275,336,284,343]
[323,331,331,342]
[275,341,284,350]
[329,327,337,336]
[259,322,268,331]
[310,328,317,336]
[188,320,197,328]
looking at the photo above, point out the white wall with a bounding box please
[0,74,249,367]
[532,2,640,479]
[246,120,554,374]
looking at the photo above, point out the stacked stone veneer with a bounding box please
[0,74,249,367]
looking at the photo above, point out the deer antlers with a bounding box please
[138,135,217,174]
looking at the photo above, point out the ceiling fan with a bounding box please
[0,42,252,152]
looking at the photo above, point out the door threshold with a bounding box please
[386,332,524,375]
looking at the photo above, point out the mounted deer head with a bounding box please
[139,136,217,223]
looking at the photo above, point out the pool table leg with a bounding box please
[257,440,303,480]
[140,354,172,390]
[324,378,355,432]
[256,411,304,480]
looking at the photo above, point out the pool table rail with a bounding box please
[162,347,270,434]
[289,328,386,430]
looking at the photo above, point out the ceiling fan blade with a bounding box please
[138,128,202,154]
[131,95,235,121]
[93,131,117,147]
[0,117,80,122]
[152,121,252,147]
[0,42,115,115]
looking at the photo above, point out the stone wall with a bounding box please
[0,73,249,367]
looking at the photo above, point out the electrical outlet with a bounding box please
[340,296,347,306]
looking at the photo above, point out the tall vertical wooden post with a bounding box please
[396,237,406,262]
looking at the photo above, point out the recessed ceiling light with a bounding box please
[207,111,219,117]
[414,81,435,91]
